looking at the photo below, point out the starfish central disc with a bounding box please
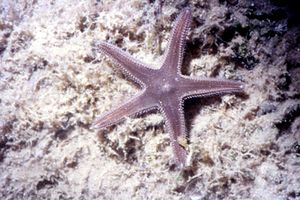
[162,82,176,94]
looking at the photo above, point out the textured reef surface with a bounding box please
[0,0,299,199]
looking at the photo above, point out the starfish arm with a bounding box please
[96,41,155,84]
[180,77,244,98]
[91,90,157,129]
[160,98,187,167]
[161,8,192,74]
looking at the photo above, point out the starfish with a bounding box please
[91,8,243,167]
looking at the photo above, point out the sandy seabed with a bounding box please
[0,0,299,199]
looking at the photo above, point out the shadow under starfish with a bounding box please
[91,8,244,168]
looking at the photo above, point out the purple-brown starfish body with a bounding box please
[92,8,243,167]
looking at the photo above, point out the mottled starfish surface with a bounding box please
[92,8,243,167]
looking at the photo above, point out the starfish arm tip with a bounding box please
[239,82,245,90]
[183,7,192,13]
[173,148,187,168]
[90,122,100,130]
[90,119,104,130]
